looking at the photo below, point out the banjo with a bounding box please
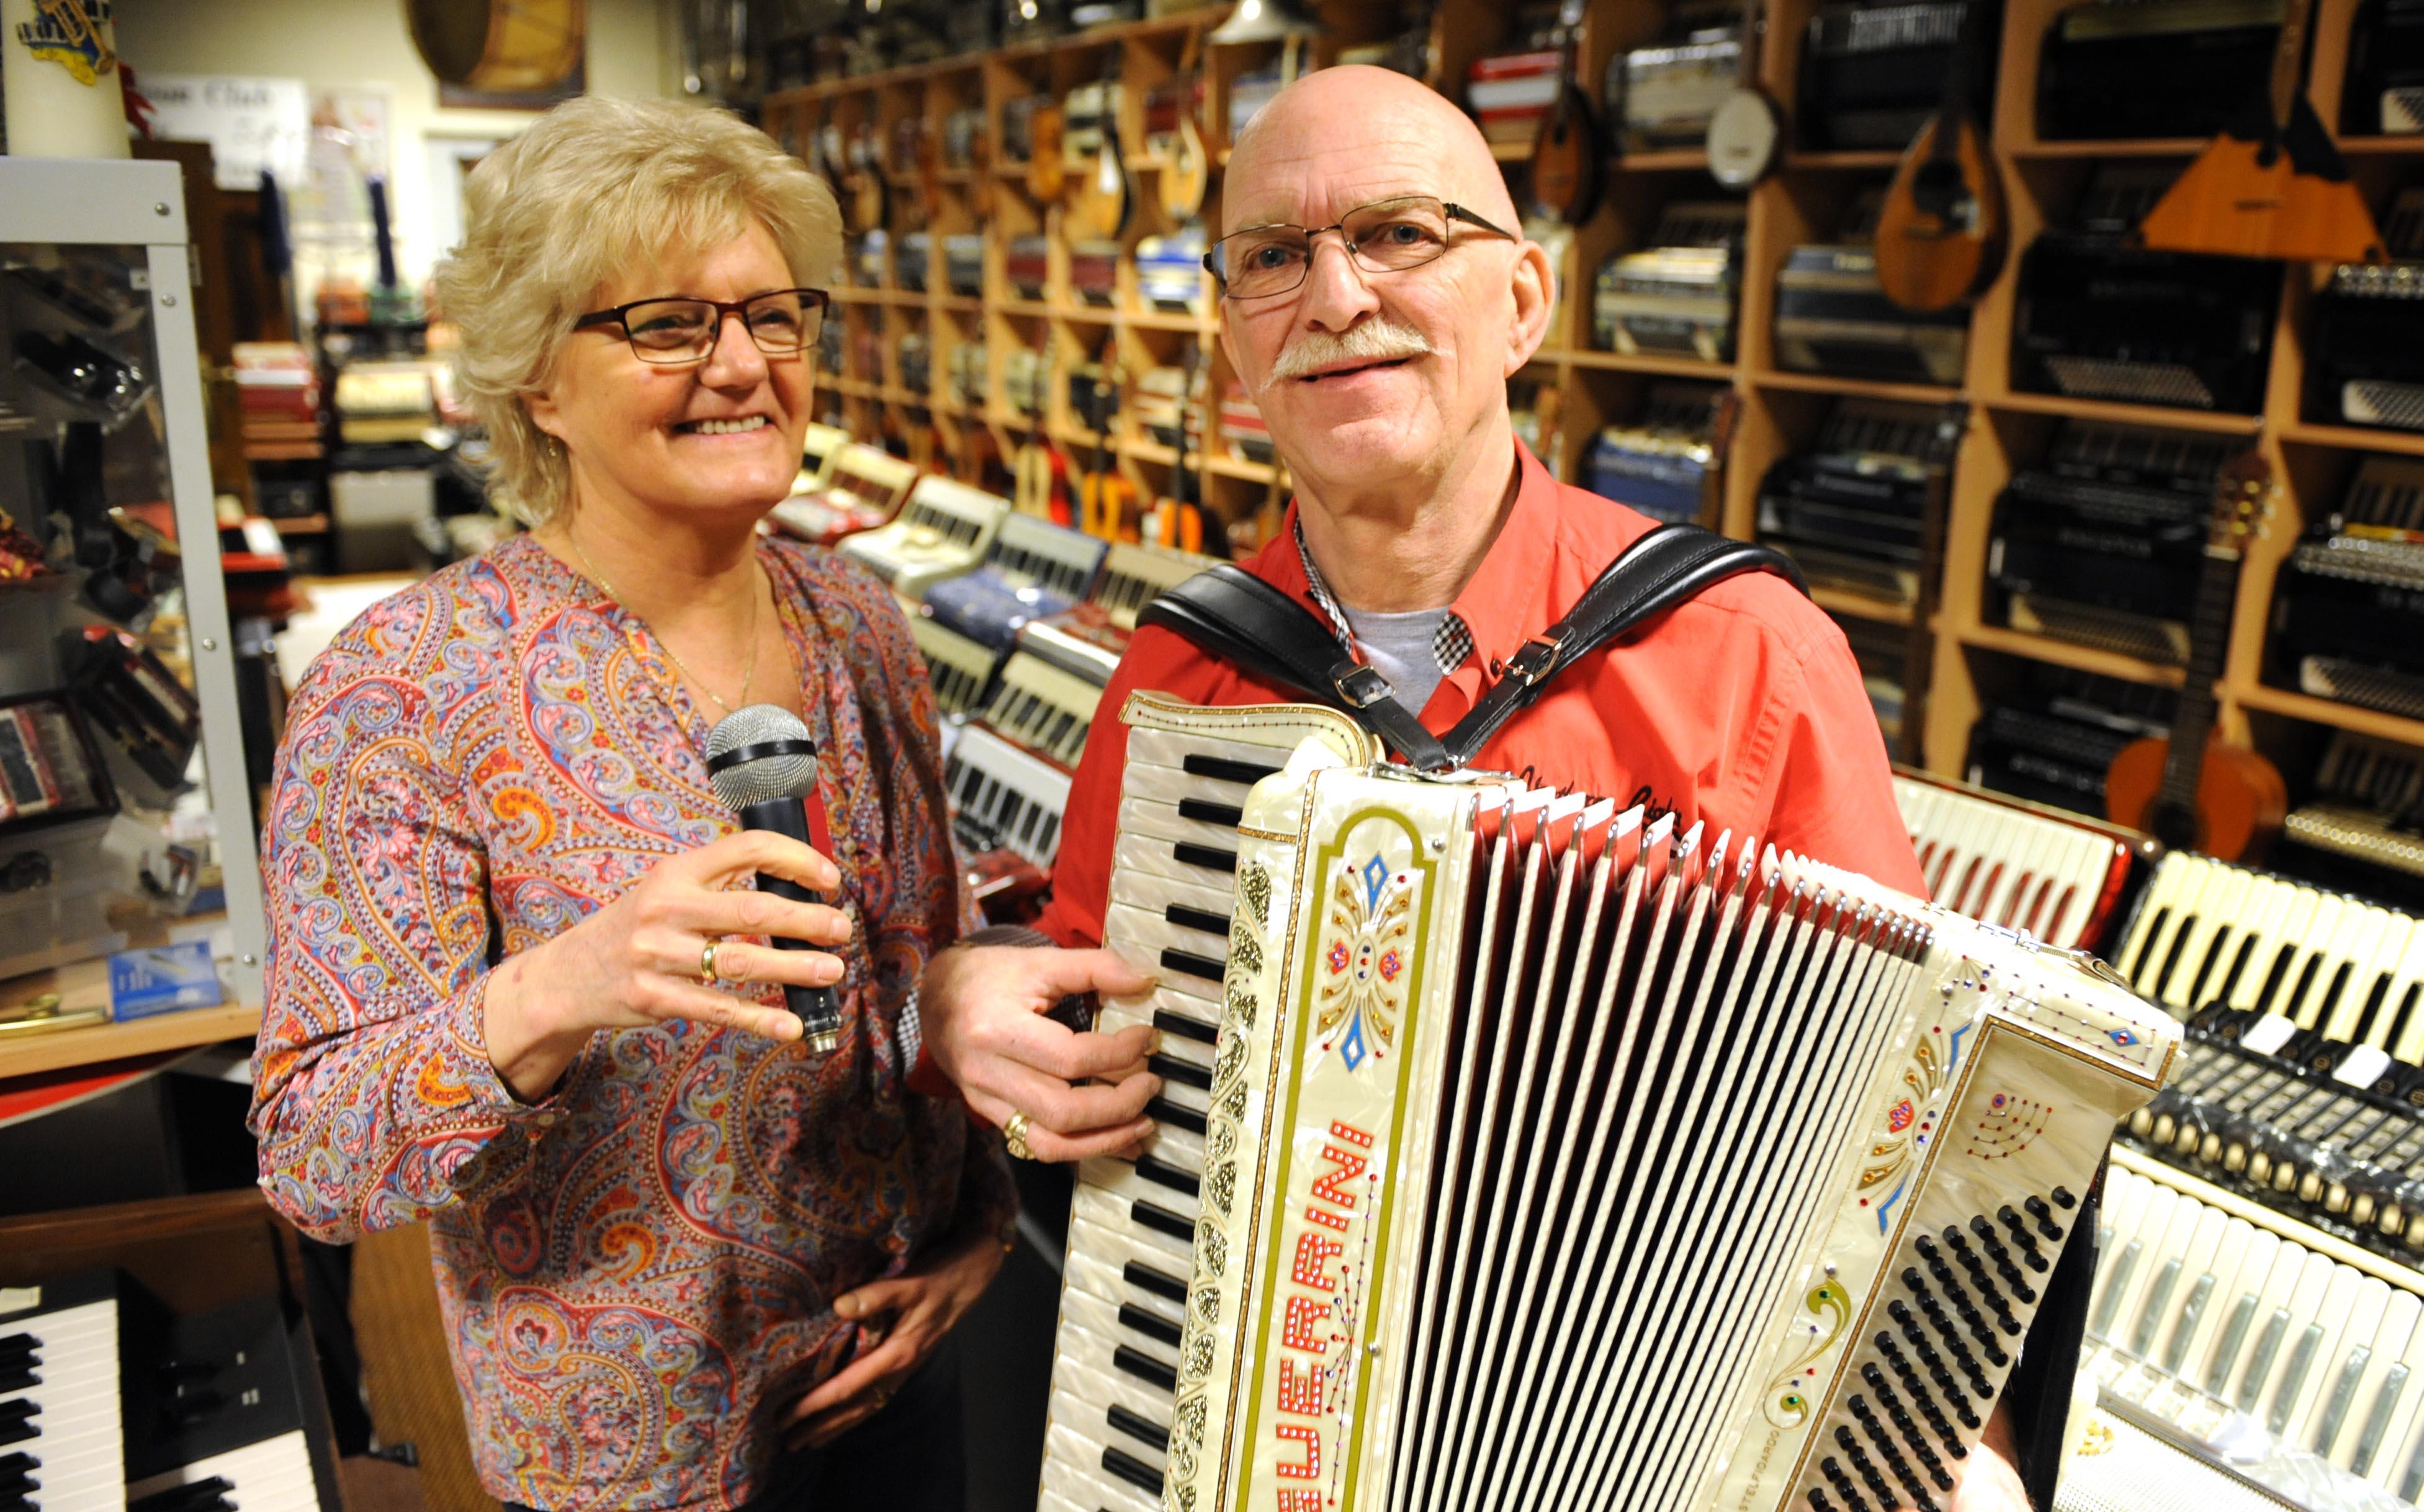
[1705,0,1784,189]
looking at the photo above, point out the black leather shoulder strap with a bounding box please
[1136,564,1451,771]
[1136,526,1805,774]
[1441,524,1805,766]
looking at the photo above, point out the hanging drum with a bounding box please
[405,0,584,92]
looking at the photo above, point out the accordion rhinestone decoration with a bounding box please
[1036,694,2177,1512]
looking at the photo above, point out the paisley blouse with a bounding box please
[249,532,1007,1511]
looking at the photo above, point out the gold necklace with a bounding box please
[568,533,760,715]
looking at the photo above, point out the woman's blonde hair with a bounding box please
[433,96,842,527]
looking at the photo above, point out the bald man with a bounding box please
[908,68,2029,1510]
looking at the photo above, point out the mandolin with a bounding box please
[2104,449,2288,860]
[2136,0,2385,263]
[1706,0,1784,189]
[1874,0,2005,312]
[1154,58,1212,223]
[1528,0,1602,223]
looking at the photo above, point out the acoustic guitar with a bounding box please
[1706,0,1784,189]
[2104,449,2288,860]
[1528,0,1602,224]
[1075,370,1138,542]
[1143,356,1212,554]
[2136,0,2385,263]
[1066,60,1134,244]
[1874,0,2005,312]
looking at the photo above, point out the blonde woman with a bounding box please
[247,97,1126,1511]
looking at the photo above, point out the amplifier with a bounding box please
[1756,398,1956,604]
[1605,0,1741,153]
[2270,455,2424,722]
[1581,382,1727,524]
[1988,420,2231,663]
[2011,163,2279,414]
[1592,202,1744,362]
[2308,190,2424,431]
[2037,0,2280,140]
[1800,0,1989,151]
[1774,244,1970,385]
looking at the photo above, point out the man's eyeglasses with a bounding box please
[572,288,831,365]
[1203,195,1519,301]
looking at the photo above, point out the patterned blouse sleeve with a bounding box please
[248,581,554,1243]
[814,552,1015,1238]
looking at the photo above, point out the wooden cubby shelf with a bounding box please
[764,0,2424,800]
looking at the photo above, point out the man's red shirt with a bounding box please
[1035,439,1926,949]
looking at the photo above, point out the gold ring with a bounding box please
[871,1387,892,1410]
[1002,1109,1034,1160]
[700,939,722,985]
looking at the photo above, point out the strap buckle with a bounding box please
[1506,632,1566,688]
[1332,663,1396,709]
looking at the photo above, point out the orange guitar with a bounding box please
[1074,370,1136,542]
[2104,449,2287,861]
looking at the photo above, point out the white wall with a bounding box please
[114,0,685,289]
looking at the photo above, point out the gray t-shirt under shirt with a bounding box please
[1339,602,1450,716]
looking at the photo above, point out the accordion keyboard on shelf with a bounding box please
[2269,454,2424,722]
[944,723,1071,874]
[2036,0,2282,140]
[1606,0,1741,153]
[2013,163,2281,414]
[1136,226,1209,316]
[768,442,918,547]
[1777,192,1970,387]
[2347,0,2424,135]
[945,234,984,298]
[1989,420,2233,664]
[1798,0,1982,151]
[1592,201,1746,362]
[922,513,1108,651]
[2309,189,2424,434]
[1038,692,2177,1512]
[840,474,1010,604]
[797,421,850,492]
[1582,381,1728,525]
[1008,235,1051,302]
[1892,766,2157,951]
[2061,1145,2424,1511]
[981,650,1105,769]
[2284,731,2424,885]
[1090,539,1219,635]
[1964,673,2174,819]
[1757,398,1957,606]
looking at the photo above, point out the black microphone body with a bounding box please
[705,706,845,1055]
[734,794,841,1050]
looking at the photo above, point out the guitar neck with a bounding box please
[2155,542,2245,811]
[2271,0,2317,127]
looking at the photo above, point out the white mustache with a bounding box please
[1261,318,1435,388]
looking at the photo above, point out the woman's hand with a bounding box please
[484,830,855,1100]
[918,944,1162,1161]
[780,1229,1008,1449]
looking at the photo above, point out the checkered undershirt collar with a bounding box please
[1294,517,1476,678]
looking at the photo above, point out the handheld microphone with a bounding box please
[705,705,843,1053]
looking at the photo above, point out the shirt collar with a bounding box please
[1285,436,1560,676]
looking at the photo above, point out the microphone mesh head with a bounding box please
[706,704,819,809]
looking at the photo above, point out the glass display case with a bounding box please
[0,158,267,1046]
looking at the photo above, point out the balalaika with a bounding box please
[1038,693,2178,1512]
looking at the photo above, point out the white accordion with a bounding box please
[1040,694,2179,1512]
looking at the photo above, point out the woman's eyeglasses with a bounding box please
[1203,196,1519,301]
[572,288,831,365]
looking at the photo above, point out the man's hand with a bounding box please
[780,1230,1005,1449]
[919,944,1163,1161]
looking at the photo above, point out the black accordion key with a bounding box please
[1134,1155,1200,1200]
[1123,1259,1188,1304]
[1149,1053,1213,1091]
[1151,1009,1217,1045]
[1131,1198,1193,1244]
[1113,1343,1178,1394]
[1107,1402,1170,1450]
[1100,1446,1165,1497]
[1163,903,1230,937]
[1177,798,1245,827]
[1172,841,1237,874]
[1159,947,1226,983]
[1118,1302,1184,1349]
[1181,754,1278,786]
[1146,1096,1208,1135]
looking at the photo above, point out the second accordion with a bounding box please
[1038,694,2176,1512]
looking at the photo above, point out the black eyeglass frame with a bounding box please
[571,287,833,364]
[1201,197,1522,298]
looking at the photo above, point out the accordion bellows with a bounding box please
[1043,694,2178,1512]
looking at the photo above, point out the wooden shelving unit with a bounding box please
[763,0,2424,795]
